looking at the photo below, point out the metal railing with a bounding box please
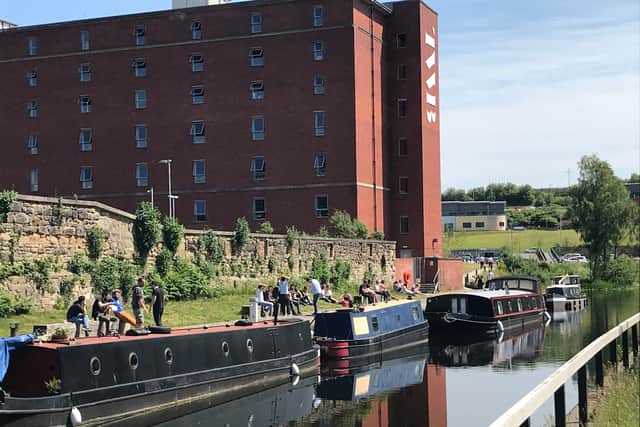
[490,312,640,427]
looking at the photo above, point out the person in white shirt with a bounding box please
[321,284,337,303]
[255,284,273,315]
[308,277,322,315]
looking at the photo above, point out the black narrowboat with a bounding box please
[313,300,428,362]
[0,319,318,427]
[425,275,549,337]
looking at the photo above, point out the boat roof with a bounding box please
[352,299,419,313]
[485,275,540,283]
[551,275,580,278]
[32,319,305,350]
[431,289,536,299]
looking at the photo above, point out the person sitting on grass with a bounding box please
[299,286,312,305]
[66,296,91,338]
[321,284,337,303]
[289,285,302,315]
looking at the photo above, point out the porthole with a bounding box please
[222,341,230,357]
[246,338,254,353]
[164,347,173,364]
[129,352,139,370]
[89,357,101,376]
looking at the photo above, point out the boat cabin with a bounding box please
[425,290,545,318]
[550,275,581,286]
[484,275,542,293]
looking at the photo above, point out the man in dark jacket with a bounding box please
[150,281,165,326]
[66,296,90,337]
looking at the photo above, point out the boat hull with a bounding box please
[426,310,546,338]
[545,296,587,312]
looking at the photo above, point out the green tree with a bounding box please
[199,231,225,264]
[567,155,636,280]
[0,190,17,222]
[132,202,161,266]
[258,221,274,234]
[233,217,250,253]
[353,219,369,239]
[162,216,184,254]
[155,248,174,277]
[330,210,356,238]
[86,226,105,260]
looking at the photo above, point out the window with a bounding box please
[192,160,206,183]
[135,125,147,148]
[27,134,38,155]
[79,128,92,151]
[398,137,408,156]
[315,195,328,218]
[314,111,325,136]
[397,98,407,118]
[399,176,408,194]
[79,95,92,113]
[251,12,262,34]
[462,222,472,229]
[191,85,205,104]
[135,163,148,187]
[499,221,505,227]
[191,53,204,72]
[26,70,37,87]
[313,41,324,61]
[135,26,145,46]
[495,301,504,315]
[253,198,265,220]
[27,100,38,118]
[80,167,93,189]
[194,200,206,222]
[30,169,39,192]
[313,5,324,27]
[79,63,91,81]
[191,120,205,144]
[313,75,325,95]
[252,116,265,141]
[397,33,407,48]
[475,222,485,228]
[28,37,37,56]
[191,20,201,40]
[250,80,264,100]
[250,157,265,181]
[400,216,409,233]
[132,58,146,77]
[371,316,379,332]
[135,90,147,109]
[397,64,407,80]
[249,47,263,67]
[80,30,90,50]
[314,153,326,176]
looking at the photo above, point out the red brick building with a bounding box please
[0,0,441,257]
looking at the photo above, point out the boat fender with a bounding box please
[290,363,300,376]
[544,311,551,325]
[234,320,253,327]
[70,407,82,426]
[149,325,172,334]
[291,375,300,386]
[497,320,504,333]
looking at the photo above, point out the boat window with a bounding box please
[129,352,139,370]
[246,338,254,353]
[164,347,173,364]
[412,307,419,321]
[451,298,458,313]
[371,317,379,332]
[517,299,523,312]
[222,341,230,357]
[495,301,503,315]
[459,298,467,314]
[90,356,101,376]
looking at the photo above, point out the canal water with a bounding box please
[151,289,639,427]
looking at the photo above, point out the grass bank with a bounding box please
[591,367,639,426]
[443,229,582,253]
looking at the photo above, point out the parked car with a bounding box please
[564,255,588,263]
[524,247,538,254]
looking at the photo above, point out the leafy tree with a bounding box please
[132,202,161,266]
[370,230,384,240]
[627,172,640,182]
[311,255,330,284]
[0,190,17,222]
[155,248,174,277]
[567,155,636,280]
[86,226,105,260]
[286,226,299,250]
[258,221,274,234]
[442,188,469,201]
[353,219,369,239]
[233,217,250,252]
[199,231,225,264]
[91,256,137,299]
[162,216,184,254]
[330,210,356,238]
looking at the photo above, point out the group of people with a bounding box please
[255,276,324,318]
[466,269,495,289]
[65,278,165,337]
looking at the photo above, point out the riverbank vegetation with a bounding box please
[590,367,639,427]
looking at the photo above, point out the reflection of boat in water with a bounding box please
[425,276,548,338]
[317,354,427,401]
[545,275,587,312]
[551,309,584,336]
[429,324,546,367]
[107,375,318,427]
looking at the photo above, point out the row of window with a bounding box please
[460,221,506,229]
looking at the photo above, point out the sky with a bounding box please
[1,0,639,190]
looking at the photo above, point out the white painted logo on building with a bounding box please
[425,28,437,124]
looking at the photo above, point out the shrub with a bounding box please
[163,258,210,301]
[259,221,274,234]
[311,255,331,285]
[233,217,250,252]
[0,291,14,317]
[162,217,184,254]
[370,230,384,240]
[330,210,356,238]
[601,255,639,288]
[353,219,369,239]
[86,226,105,260]
[12,295,33,315]
[199,231,225,264]
[132,202,161,266]
[330,260,352,289]
[155,248,174,277]
[286,226,299,250]
[92,256,137,299]
[8,232,20,265]
[68,253,93,275]
[287,255,295,272]
[317,226,330,238]
[0,190,17,222]
[26,258,54,293]
[267,258,276,273]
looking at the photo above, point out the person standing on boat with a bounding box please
[66,296,91,337]
[132,278,146,328]
[277,276,290,316]
[111,289,126,334]
[151,281,165,326]
[308,276,322,315]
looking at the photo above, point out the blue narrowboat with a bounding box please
[313,300,428,361]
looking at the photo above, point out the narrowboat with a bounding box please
[429,323,546,367]
[0,319,318,427]
[545,275,587,312]
[425,275,549,337]
[313,300,428,361]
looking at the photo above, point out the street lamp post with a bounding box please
[146,187,154,207]
[159,159,173,218]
